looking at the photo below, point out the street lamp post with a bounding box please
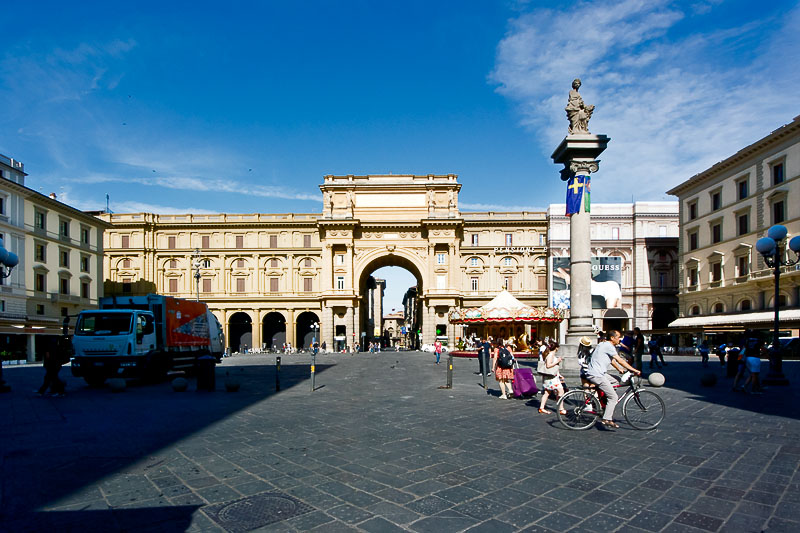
[192,248,202,302]
[755,225,800,386]
[0,238,19,393]
[311,322,319,392]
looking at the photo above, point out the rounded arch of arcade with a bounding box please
[354,247,426,291]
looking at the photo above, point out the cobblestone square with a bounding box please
[2,352,799,532]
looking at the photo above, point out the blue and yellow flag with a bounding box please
[565,174,587,216]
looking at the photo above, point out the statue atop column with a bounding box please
[565,78,594,135]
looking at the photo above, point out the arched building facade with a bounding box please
[100,174,550,351]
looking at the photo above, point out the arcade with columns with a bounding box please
[99,174,550,351]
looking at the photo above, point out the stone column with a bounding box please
[426,304,436,345]
[322,305,334,351]
[552,134,610,375]
[344,306,353,350]
[252,310,262,351]
[353,304,360,351]
[287,309,296,348]
[27,333,37,363]
[447,307,456,348]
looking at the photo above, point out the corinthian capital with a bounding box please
[570,160,599,174]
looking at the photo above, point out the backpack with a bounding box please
[498,347,515,369]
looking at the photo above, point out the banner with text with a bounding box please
[551,256,623,310]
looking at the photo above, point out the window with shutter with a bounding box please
[270,277,279,292]
[236,278,245,292]
[537,276,547,291]
[236,235,244,248]
[169,278,178,292]
[304,278,312,292]
[269,235,277,248]
[203,278,211,292]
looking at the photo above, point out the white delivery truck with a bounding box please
[71,294,224,386]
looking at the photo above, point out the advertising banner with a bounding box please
[551,256,623,310]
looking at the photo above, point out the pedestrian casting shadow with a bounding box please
[0,361,333,530]
[645,359,800,421]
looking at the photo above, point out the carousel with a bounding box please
[448,290,565,358]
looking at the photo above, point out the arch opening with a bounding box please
[296,311,320,349]
[262,311,286,349]
[229,312,252,353]
[357,255,423,351]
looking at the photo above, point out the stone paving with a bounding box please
[1,351,799,532]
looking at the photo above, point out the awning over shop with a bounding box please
[603,308,629,319]
[0,315,64,336]
[668,309,800,329]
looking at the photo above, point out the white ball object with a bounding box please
[171,377,188,392]
[648,372,665,387]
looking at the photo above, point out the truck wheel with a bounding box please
[85,376,106,387]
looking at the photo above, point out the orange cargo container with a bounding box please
[164,296,211,347]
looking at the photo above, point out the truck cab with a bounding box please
[71,309,157,385]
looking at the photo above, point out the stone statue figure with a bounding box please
[565,78,594,135]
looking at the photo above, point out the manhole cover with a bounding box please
[203,491,314,532]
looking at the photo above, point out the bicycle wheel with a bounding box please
[557,390,601,430]
[623,389,665,430]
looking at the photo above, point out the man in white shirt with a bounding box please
[585,330,641,428]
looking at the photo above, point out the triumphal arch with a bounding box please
[101,174,549,351]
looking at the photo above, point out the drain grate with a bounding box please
[203,491,315,532]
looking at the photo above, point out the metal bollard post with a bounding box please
[482,354,488,392]
[310,352,316,392]
[276,356,281,391]
[446,354,453,389]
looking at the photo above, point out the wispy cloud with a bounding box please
[77,173,321,202]
[490,1,800,200]
[54,186,218,214]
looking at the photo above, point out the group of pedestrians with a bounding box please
[473,330,643,429]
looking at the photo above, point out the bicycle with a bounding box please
[557,374,665,431]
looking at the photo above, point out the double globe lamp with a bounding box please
[755,225,800,385]
[0,238,18,392]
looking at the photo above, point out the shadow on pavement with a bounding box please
[5,505,202,533]
[647,359,800,420]
[0,361,332,530]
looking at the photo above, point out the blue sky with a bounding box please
[2,0,799,308]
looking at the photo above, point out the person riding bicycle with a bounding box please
[584,329,641,428]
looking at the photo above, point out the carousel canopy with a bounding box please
[448,290,565,323]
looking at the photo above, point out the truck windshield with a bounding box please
[75,313,133,336]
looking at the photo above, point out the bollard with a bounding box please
[482,354,488,392]
[276,356,281,391]
[310,352,316,392]
[446,354,453,389]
